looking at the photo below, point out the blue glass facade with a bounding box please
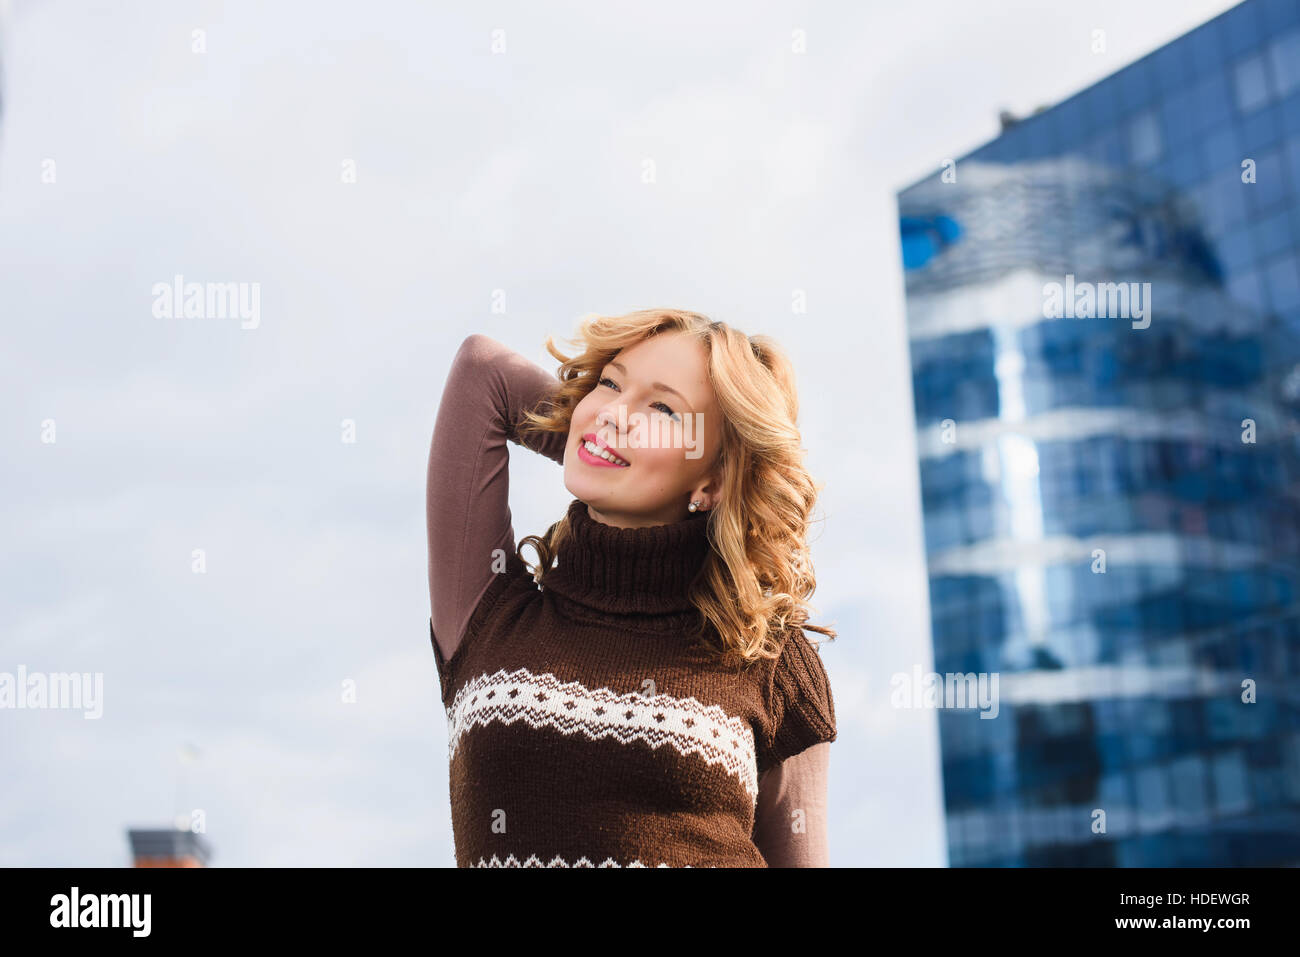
[898,0,1300,866]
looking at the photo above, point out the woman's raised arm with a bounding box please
[426,333,567,665]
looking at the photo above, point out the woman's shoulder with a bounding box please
[471,548,539,623]
[755,625,837,773]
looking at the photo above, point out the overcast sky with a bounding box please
[0,0,1241,866]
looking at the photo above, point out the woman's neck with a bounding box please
[539,497,712,622]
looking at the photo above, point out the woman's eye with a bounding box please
[599,376,678,421]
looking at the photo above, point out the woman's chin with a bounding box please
[564,473,625,512]
[563,471,598,503]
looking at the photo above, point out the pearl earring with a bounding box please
[688,500,703,512]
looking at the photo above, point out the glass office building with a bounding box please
[898,0,1300,865]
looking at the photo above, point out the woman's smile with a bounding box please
[577,432,631,468]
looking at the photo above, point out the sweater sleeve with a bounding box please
[426,334,567,669]
[756,628,838,775]
[752,742,830,866]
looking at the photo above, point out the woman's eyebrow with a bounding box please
[608,360,689,406]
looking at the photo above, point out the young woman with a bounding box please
[426,308,838,867]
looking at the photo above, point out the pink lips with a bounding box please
[578,432,630,468]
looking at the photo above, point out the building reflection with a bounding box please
[897,0,1300,866]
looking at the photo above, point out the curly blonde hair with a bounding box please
[515,308,836,668]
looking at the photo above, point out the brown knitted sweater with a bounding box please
[430,495,837,868]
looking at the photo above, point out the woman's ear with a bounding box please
[693,466,725,511]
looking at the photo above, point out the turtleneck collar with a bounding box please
[540,497,712,626]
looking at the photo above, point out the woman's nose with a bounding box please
[596,406,625,430]
[596,409,629,445]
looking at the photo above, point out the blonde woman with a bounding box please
[426,308,837,867]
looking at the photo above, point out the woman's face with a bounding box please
[563,331,724,528]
